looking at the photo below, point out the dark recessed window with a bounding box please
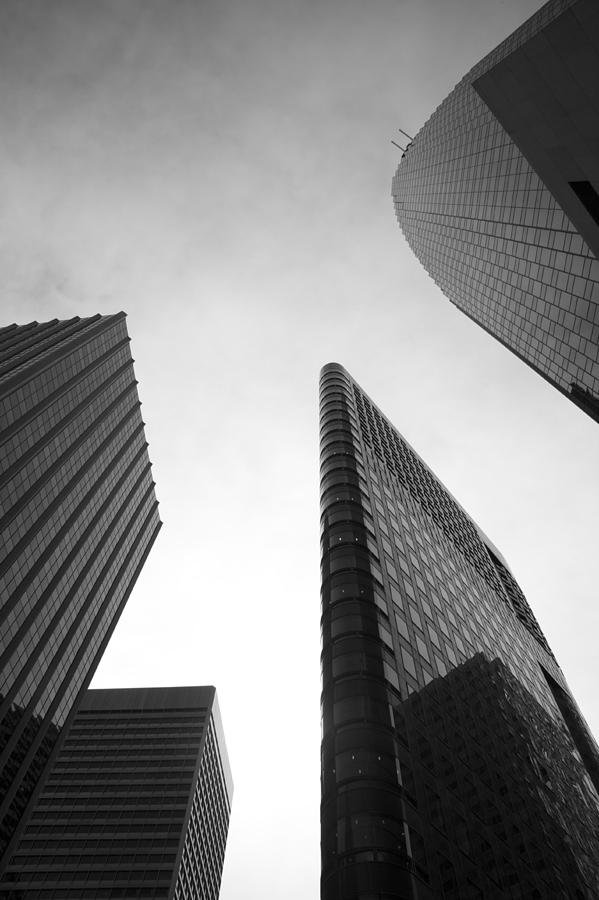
[569,181,599,226]
[540,664,599,796]
[569,382,599,421]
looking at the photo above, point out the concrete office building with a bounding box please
[0,686,232,900]
[392,0,599,422]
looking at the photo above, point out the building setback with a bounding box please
[392,0,599,423]
[320,363,599,899]
[0,686,233,900]
[0,314,161,869]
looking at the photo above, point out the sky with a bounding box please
[2,0,598,896]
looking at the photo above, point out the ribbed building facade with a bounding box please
[0,686,233,900]
[392,0,599,422]
[320,362,599,899]
[0,314,161,868]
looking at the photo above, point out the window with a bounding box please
[389,582,404,611]
[409,606,423,632]
[401,647,417,679]
[395,613,410,641]
[428,625,441,650]
[569,180,599,227]
[386,558,399,583]
[416,635,430,663]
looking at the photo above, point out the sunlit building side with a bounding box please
[392,0,599,422]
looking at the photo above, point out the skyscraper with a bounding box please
[320,362,599,899]
[392,0,599,422]
[0,314,161,868]
[0,686,233,900]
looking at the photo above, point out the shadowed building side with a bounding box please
[0,686,233,899]
[319,362,599,899]
[320,365,421,900]
[0,314,161,870]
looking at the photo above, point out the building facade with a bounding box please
[392,0,599,422]
[0,314,161,868]
[0,686,233,900]
[320,362,599,899]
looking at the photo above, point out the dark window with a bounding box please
[541,664,599,796]
[569,180,599,226]
[569,382,599,421]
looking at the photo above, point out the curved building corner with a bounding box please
[319,363,599,898]
[392,0,599,423]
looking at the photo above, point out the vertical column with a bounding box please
[319,365,417,900]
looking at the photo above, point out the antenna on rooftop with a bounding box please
[398,127,413,142]
[391,140,406,152]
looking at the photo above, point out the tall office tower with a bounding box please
[392,0,599,423]
[0,314,161,869]
[320,362,599,899]
[0,686,233,900]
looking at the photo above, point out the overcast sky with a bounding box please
[2,0,598,897]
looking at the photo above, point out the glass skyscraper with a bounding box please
[0,686,233,900]
[320,362,599,899]
[392,0,599,422]
[0,314,161,868]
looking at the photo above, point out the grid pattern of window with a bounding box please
[174,720,232,900]
[0,687,232,900]
[392,0,599,420]
[0,315,162,869]
[320,363,599,899]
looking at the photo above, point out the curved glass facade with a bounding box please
[320,364,417,900]
[392,0,599,422]
[320,363,599,899]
